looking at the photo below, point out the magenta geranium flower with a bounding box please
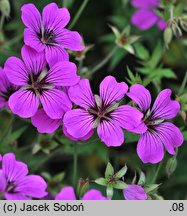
[123,184,147,200]
[0,153,47,200]
[0,67,17,109]
[63,76,143,147]
[4,45,80,119]
[21,3,84,66]
[55,186,108,200]
[31,108,94,141]
[127,84,184,163]
[131,0,167,30]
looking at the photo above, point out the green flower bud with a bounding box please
[164,27,173,49]
[0,0,10,17]
[166,157,178,178]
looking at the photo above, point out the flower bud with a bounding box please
[166,157,177,178]
[0,0,10,17]
[77,178,89,198]
[164,27,173,49]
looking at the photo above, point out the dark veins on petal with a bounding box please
[88,99,115,123]
[0,86,17,101]
[38,27,56,45]
[6,181,16,193]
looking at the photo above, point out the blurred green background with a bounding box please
[0,0,187,200]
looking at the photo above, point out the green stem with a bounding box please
[0,15,5,32]
[178,71,187,95]
[62,0,68,7]
[151,161,163,184]
[89,46,118,75]
[69,0,89,29]
[73,142,78,187]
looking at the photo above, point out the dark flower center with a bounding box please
[6,181,16,193]
[143,109,164,131]
[88,95,119,127]
[38,28,56,45]
[26,70,52,95]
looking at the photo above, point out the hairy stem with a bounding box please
[151,161,163,184]
[69,0,89,29]
[0,15,5,32]
[73,142,78,187]
[178,71,187,95]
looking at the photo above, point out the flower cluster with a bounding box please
[0,2,184,200]
[0,2,184,162]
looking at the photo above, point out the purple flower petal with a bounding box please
[131,0,159,8]
[0,170,6,192]
[154,122,184,155]
[131,9,158,30]
[151,89,180,120]
[8,90,39,118]
[82,189,108,200]
[0,97,6,109]
[127,84,151,113]
[157,19,167,30]
[63,109,94,139]
[55,186,76,200]
[2,153,28,182]
[55,29,85,51]
[24,28,45,53]
[100,76,128,106]
[45,46,69,67]
[42,3,70,30]
[21,45,46,75]
[40,89,72,119]
[123,184,147,200]
[4,193,31,200]
[137,131,164,163]
[4,57,28,86]
[63,125,94,141]
[31,109,61,134]
[46,61,80,86]
[0,67,11,108]
[0,67,10,92]
[21,3,41,33]
[68,79,96,109]
[97,120,124,147]
[111,105,146,133]
[15,175,48,198]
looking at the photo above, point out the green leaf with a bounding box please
[109,49,126,71]
[53,172,65,183]
[134,43,149,60]
[109,24,121,39]
[138,170,146,185]
[95,178,107,186]
[182,131,187,141]
[105,162,114,179]
[10,126,28,140]
[147,41,163,68]
[174,3,185,17]
[113,180,128,189]
[145,184,161,193]
[115,165,128,178]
